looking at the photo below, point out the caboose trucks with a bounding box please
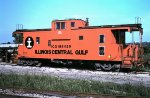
[13,19,143,71]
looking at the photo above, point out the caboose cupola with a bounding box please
[51,19,87,31]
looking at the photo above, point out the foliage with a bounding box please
[0,73,150,96]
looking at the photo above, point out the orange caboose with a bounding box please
[13,18,143,71]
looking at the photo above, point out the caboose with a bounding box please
[13,18,143,71]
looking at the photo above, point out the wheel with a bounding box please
[101,64,112,71]
[94,63,102,71]
[36,62,42,67]
[113,64,120,72]
[17,59,22,65]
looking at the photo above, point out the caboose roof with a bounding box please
[14,28,51,32]
[78,24,142,29]
[52,18,86,22]
[13,23,142,33]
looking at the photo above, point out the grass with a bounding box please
[141,52,150,72]
[0,73,150,96]
[143,53,150,70]
[131,51,150,72]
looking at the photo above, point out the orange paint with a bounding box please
[13,19,143,68]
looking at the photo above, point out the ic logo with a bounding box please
[25,37,34,49]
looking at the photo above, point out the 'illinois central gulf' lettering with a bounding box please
[75,50,88,55]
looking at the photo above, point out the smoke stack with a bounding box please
[86,18,89,26]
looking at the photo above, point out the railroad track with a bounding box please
[0,63,150,97]
[0,88,149,98]
[0,62,150,75]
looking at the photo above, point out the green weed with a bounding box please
[0,73,150,96]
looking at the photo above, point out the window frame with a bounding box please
[61,22,66,29]
[79,35,83,40]
[99,34,105,43]
[48,40,51,46]
[71,22,75,27]
[36,37,40,44]
[56,22,61,30]
[56,22,66,30]
[99,46,105,56]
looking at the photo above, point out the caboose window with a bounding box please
[71,22,75,27]
[99,35,104,43]
[36,37,40,44]
[61,22,65,29]
[99,47,105,55]
[48,40,51,46]
[56,22,61,30]
[56,22,66,30]
[79,36,83,40]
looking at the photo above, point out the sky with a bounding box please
[0,0,150,43]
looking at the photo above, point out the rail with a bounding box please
[0,88,149,98]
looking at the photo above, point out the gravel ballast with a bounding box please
[0,63,150,87]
